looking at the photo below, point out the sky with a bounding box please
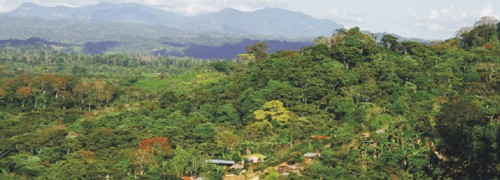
[0,0,498,40]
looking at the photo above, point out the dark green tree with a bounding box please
[381,34,399,49]
[436,101,499,178]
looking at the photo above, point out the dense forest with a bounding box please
[0,17,499,179]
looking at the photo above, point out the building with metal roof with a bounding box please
[205,159,236,166]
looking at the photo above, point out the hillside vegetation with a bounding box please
[0,17,498,179]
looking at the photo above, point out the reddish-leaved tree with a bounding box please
[15,86,34,107]
[134,137,170,175]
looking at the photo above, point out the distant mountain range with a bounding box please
[0,3,429,58]
[0,14,313,58]
[6,2,342,38]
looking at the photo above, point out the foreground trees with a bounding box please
[436,101,499,178]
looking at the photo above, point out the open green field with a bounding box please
[134,71,225,91]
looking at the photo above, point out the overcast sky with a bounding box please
[0,0,498,40]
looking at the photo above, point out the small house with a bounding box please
[243,154,267,164]
[277,162,299,175]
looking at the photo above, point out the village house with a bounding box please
[243,153,267,164]
[276,162,299,176]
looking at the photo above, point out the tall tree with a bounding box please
[254,100,291,124]
[15,86,34,107]
[0,88,7,99]
[381,34,399,49]
[331,27,379,71]
[246,42,269,63]
[134,137,170,175]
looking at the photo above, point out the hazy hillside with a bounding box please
[188,8,341,38]
[0,15,314,58]
[7,2,188,25]
[5,2,343,38]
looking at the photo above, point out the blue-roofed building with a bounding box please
[205,159,236,166]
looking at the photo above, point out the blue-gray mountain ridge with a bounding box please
[6,2,343,38]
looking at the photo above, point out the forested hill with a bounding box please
[0,17,499,179]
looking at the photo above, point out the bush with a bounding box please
[63,113,79,124]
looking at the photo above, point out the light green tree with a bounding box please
[253,100,291,124]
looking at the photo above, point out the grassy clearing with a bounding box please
[134,71,225,91]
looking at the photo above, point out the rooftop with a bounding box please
[205,159,235,165]
[304,153,320,157]
[229,164,244,169]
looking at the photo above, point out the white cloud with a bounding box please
[0,0,18,12]
[459,10,470,18]
[407,3,499,32]
[479,3,500,19]
[0,1,7,12]
[320,8,363,28]
[480,3,493,17]
[404,3,497,39]
[429,6,454,20]
[406,8,421,20]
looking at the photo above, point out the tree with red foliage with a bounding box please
[15,86,34,107]
[139,137,170,155]
[482,43,494,49]
[134,137,170,175]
